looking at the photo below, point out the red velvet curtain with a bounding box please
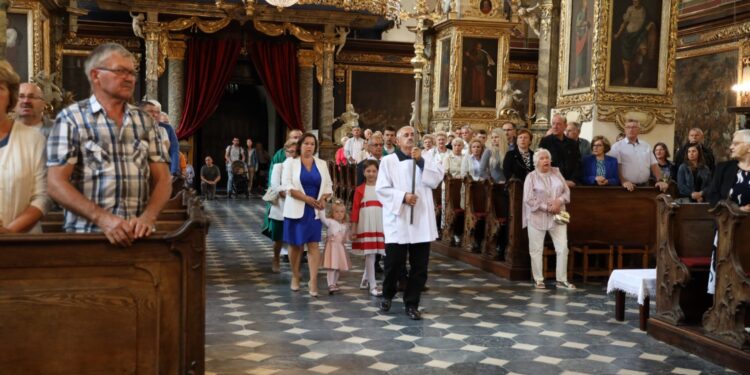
[177,38,242,139]
[248,39,304,130]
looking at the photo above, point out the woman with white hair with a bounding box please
[443,138,465,178]
[706,129,750,294]
[522,148,575,289]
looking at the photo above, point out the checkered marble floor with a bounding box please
[203,199,733,375]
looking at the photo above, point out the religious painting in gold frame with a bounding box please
[605,0,671,94]
[675,43,739,162]
[560,0,594,94]
[507,74,536,127]
[435,36,452,109]
[6,11,32,82]
[459,36,499,109]
[345,66,414,132]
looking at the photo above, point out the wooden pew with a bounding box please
[654,195,714,326]
[703,200,750,349]
[484,182,508,260]
[441,177,465,245]
[463,179,492,253]
[0,194,208,374]
[432,183,442,239]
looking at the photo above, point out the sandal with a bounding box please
[534,281,546,289]
[359,280,369,290]
[556,281,576,290]
[328,284,340,295]
[370,287,382,297]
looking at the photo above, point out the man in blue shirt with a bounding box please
[141,99,180,176]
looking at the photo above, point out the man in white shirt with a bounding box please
[15,83,52,138]
[608,118,669,192]
[344,126,365,163]
[376,126,444,320]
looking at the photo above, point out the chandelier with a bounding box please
[218,0,400,17]
[266,0,299,10]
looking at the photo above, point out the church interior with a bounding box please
[2,0,750,374]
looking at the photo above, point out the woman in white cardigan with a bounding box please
[282,133,332,297]
[264,139,297,273]
[0,60,49,233]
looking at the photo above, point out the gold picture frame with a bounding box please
[456,31,510,112]
[559,0,595,96]
[7,0,49,82]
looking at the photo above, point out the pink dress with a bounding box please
[320,216,352,271]
[350,184,386,255]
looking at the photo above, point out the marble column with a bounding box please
[143,12,160,100]
[298,49,315,132]
[318,25,336,151]
[531,0,560,143]
[167,39,186,128]
[0,0,10,58]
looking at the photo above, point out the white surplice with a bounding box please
[376,150,444,245]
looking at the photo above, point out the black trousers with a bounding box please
[382,242,431,308]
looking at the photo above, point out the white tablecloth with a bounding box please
[606,268,656,305]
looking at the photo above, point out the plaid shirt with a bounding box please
[47,96,168,233]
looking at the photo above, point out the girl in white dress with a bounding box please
[351,160,386,296]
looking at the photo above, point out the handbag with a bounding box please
[553,210,570,225]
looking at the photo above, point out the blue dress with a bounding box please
[283,162,322,246]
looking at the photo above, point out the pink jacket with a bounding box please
[522,168,570,231]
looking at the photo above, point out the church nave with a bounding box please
[202,199,732,375]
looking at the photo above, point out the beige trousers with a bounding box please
[527,224,569,284]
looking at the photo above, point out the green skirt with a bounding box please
[263,218,284,242]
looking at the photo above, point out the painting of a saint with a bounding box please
[609,0,661,88]
[461,38,498,108]
[350,71,413,132]
[568,0,593,90]
[6,13,29,82]
[480,0,492,14]
[438,38,451,108]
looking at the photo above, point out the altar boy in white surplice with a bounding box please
[376,126,444,320]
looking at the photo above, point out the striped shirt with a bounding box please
[47,95,168,233]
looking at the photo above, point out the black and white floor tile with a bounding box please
[203,199,733,375]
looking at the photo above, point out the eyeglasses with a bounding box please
[18,94,43,101]
[592,144,604,147]
[96,67,137,77]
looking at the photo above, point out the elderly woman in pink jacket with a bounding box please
[522,148,575,290]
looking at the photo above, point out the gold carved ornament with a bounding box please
[553,105,593,123]
[597,105,676,134]
[155,16,233,77]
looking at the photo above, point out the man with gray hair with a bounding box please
[140,99,181,176]
[15,82,53,138]
[565,121,591,158]
[47,42,172,246]
[674,127,715,173]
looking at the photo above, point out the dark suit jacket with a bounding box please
[538,135,582,182]
[502,148,534,183]
[707,160,739,206]
[581,155,621,186]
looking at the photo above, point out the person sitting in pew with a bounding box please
[677,144,711,203]
[461,139,488,181]
[47,43,172,246]
[608,117,669,192]
[706,129,750,294]
[523,148,575,290]
[443,138,465,178]
[0,60,50,234]
[581,135,620,186]
[503,129,535,183]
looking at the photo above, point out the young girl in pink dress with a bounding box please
[351,160,386,297]
[321,199,352,295]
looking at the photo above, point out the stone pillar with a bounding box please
[0,0,10,58]
[317,25,337,159]
[167,39,186,128]
[531,0,561,143]
[143,12,160,100]
[555,0,679,151]
[298,49,315,132]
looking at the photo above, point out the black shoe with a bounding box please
[302,254,308,264]
[379,298,392,312]
[374,263,384,274]
[282,255,290,263]
[405,306,422,320]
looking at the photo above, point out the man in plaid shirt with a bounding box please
[47,43,172,246]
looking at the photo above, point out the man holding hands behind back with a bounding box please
[376,126,444,320]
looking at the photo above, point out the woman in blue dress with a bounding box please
[282,133,333,297]
[706,129,750,294]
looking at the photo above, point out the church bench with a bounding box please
[654,195,713,326]
[703,200,750,349]
[462,178,492,254]
[484,182,508,260]
[441,177,465,245]
[0,194,208,374]
[432,183,442,239]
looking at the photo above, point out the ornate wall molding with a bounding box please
[597,105,676,133]
[298,49,316,68]
[682,20,750,46]
[554,104,593,122]
[508,61,538,73]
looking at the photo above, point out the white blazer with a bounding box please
[281,156,333,219]
[268,162,286,221]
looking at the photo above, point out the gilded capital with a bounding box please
[167,40,187,60]
[298,49,315,68]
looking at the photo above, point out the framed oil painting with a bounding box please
[437,37,451,108]
[606,0,670,94]
[508,74,536,126]
[347,68,414,132]
[566,0,594,91]
[460,37,499,108]
[6,11,32,82]
[674,46,739,162]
